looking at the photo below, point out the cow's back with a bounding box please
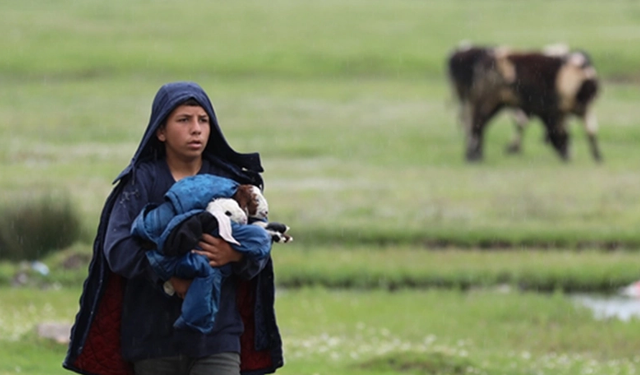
[504,53,564,114]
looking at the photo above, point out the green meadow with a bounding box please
[1,0,640,374]
[3,287,640,375]
[2,0,640,247]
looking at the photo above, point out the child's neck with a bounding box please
[166,157,203,182]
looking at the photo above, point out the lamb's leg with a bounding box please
[253,221,293,243]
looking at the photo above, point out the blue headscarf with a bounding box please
[114,81,263,187]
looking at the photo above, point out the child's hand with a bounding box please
[169,277,192,299]
[193,233,243,267]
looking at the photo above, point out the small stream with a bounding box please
[572,294,640,321]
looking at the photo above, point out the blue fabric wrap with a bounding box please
[131,175,272,333]
[164,174,240,213]
[145,251,228,333]
[131,174,240,252]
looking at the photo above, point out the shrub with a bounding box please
[0,190,82,262]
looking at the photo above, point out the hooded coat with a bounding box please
[63,82,283,375]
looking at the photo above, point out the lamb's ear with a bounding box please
[209,210,241,246]
[233,185,251,211]
[236,184,262,217]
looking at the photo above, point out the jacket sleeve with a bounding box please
[103,169,159,283]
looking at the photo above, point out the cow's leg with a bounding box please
[466,104,501,162]
[541,113,570,161]
[462,102,479,161]
[457,99,471,128]
[465,121,484,162]
[582,111,603,162]
[505,109,529,154]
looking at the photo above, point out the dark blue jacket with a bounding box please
[130,174,272,334]
[63,82,283,375]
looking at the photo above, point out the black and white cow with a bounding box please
[447,43,601,162]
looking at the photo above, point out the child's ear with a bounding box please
[156,128,166,142]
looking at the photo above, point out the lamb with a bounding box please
[207,198,249,224]
[206,185,293,243]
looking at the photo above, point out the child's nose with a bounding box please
[190,121,203,134]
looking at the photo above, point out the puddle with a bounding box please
[572,294,640,321]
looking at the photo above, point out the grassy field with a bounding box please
[2,1,640,374]
[3,76,640,247]
[10,243,640,293]
[2,287,640,375]
[2,0,640,79]
[2,0,640,247]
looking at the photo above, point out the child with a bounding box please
[64,82,283,375]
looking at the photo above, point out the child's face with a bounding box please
[157,104,211,162]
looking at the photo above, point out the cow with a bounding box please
[447,43,601,162]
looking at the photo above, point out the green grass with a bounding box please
[2,287,640,375]
[2,0,640,247]
[276,289,640,375]
[2,75,640,247]
[271,245,640,292]
[4,243,640,294]
[2,0,640,80]
[2,2,640,373]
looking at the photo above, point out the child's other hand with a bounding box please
[194,233,243,267]
[169,277,192,299]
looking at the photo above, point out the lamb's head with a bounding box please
[206,198,248,225]
[233,184,269,220]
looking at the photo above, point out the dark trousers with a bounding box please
[134,352,240,375]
